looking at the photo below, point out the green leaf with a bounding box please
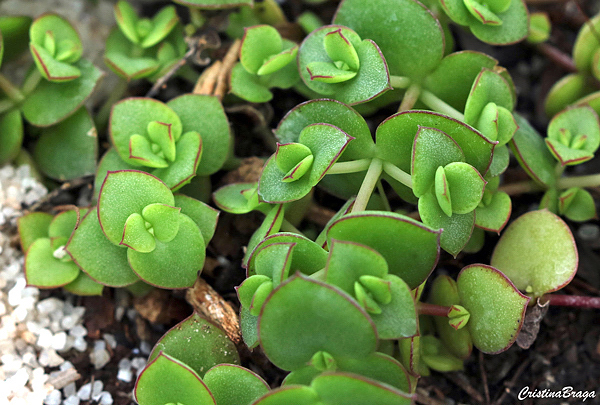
[148,312,240,378]
[418,192,475,257]
[134,353,215,405]
[434,166,452,217]
[0,109,24,165]
[298,25,391,105]
[324,29,360,71]
[444,162,486,214]
[0,16,32,64]
[142,203,181,243]
[254,243,294,288]
[172,0,252,8]
[327,211,441,289]
[334,0,444,80]
[213,183,264,214]
[429,275,473,359]
[63,272,104,296]
[240,306,260,349]
[528,12,551,44]
[18,212,53,252]
[152,131,203,190]
[275,99,374,161]
[559,187,597,222]
[509,114,557,186]
[411,126,465,197]
[114,1,140,44]
[128,214,205,289]
[167,94,231,176]
[48,210,79,239]
[243,205,286,268]
[488,143,510,177]
[241,25,283,74]
[491,209,578,296]
[573,12,600,75]
[30,43,81,82]
[110,98,182,167]
[546,106,600,166]
[334,353,412,392]
[204,365,269,405]
[475,190,511,232]
[33,107,97,181]
[253,386,319,405]
[97,170,174,245]
[463,0,502,25]
[122,213,157,252]
[370,275,418,339]
[469,0,529,45]
[25,238,80,288]
[424,51,499,112]
[257,46,298,76]
[104,28,160,80]
[66,210,139,287]
[464,68,514,126]
[22,59,104,127]
[230,63,274,103]
[93,148,138,200]
[259,274,377,371]
[312,373,413,405]
[258,124,351,203]
[544,74,596,118]
[140,6,179,48]
[247,232,328,275]
[457,264,529,353]
[174,194,219,244]
[376,111,495,175]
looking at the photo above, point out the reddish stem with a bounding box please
[546,294,600,309]
[418,302,450,317]
[536,43,578,73]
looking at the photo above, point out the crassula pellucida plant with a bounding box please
[3,0,600,404]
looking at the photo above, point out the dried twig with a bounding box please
[479,351,491,405]
[493,358,531,405]
[27,176,93,212]
[47,368,81,390]
[445,372,484,404]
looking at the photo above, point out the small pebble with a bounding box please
[77,383,91,400]
[44,389,62,405]
[63,395,80,405]
[117,368,133,383]
[63,382,76,398]
[97,392,113,405]
[91,381,104,399]
[90,349,111,370]
[103,334,117,349]
[131,357,147,370]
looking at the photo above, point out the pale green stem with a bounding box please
[0,73,24,103]
[352,158,383,213]
[557,173,600,189]
[420,89,465,121]
[389,75,411,89]
[327,158,372,175]
[398,83,421,112]
[376,180,391,212]
[21,69,42,96]
[0,99,16,114]
[382,161,412,188]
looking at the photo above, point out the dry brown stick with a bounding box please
[47,368,81,390]
[445,372,485,404]
[493,358,531,405]
[215,39,242,100]
[186,277,242,346]
[480,351,491,405]
[193,60,222,95]
[27,176,93,212]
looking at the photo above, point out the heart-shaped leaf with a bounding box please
[298,24,391,105]
[573,12,600,75]
[213,183,265,214]
[545,106,600,166]
[443,162,486,214]
[22,59,104,127]
[327,211,440,289]
[167,94,231,176]
[418,192,475,257]
[469,0,529,45]
[334,0,444,80]
[475,190,511,232]
[25,238,80,288]
[104,28,160,80]
[204,365,269,405]
[33,107,97,181]
[140,5,179,48]
[134,352,215,405]
[148,312,239,378]
[259,274,377,371]
[457,264,530,353]
[240,25,284,74]
[63,272,104,296]
[18,212,53,252]
[412,126,465,197]
[491,210,578,296]
[376,111,495,175]
[127,214,205,289]
[98,170,174,245]
[174,194,219,245]
[66,210,139,287]
[312,373,413,405]
[558,187,597,222]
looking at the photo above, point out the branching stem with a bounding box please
[0,73,24,103]
[382,161,412,188]
[420,89,465,121]
[328,158,372,174]
[545,294,600,309]
[418,302,450,317]
[352,158,383,213]
[389,75,411,89]
[398,83,421,111]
